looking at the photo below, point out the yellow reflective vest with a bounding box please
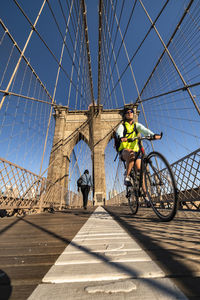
[118,122,139,152]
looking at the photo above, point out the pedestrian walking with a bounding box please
[77,170,93,209]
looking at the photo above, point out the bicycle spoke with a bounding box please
[145,152,178,221]
[127,183,139,215]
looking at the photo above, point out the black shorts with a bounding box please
[119,149,142,161]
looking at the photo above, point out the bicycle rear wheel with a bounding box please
[144,151,178,221]
[127,186,139,215]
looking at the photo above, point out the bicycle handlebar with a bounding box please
[127,132,163,143]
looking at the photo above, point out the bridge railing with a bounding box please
[0,157,83,216]
[107,191,127,206]
[108,148,200,211]
[171,148,200,210]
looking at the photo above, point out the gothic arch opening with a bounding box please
[68,139,92,205]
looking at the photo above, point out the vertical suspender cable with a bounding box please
[102,1,126,106]
[97,0,103,110]
[0,0,47,111]
[139,0,200,116]
[67,1,82,107]
[39,0,74,175]
[82,0,95,106]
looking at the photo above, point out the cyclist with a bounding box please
[115,107,162,189]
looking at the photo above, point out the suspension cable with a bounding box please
[139,0,200,115]
[0,0,47,111]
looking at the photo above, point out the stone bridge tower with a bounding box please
[47,104,139,205]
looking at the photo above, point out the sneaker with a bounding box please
[124,176,132,186]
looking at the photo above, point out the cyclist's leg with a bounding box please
[121,149,135,177]
[136,159,145,191]
[135,158,141,172]
[135,158,150,207]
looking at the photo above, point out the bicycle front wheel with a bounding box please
[127,186,139,215]
[144,151,178,221]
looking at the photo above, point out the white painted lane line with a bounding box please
[28,206,188,300]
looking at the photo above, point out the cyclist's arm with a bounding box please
[116,124,129,142]
[136,123,162,139]
[115,124,124,139]
[136,122,154,136]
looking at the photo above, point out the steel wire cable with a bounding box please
[101,0,125,99]
[100,21,119,107]
[161,19,200,83]
[67,1,82,107]
[0,19,53,103]
[103,0,147,110]
[39,0,75,174]
[102,0,171,104]
[75,25,85,109]
[138,2,194,98]
[101,38,118,107]
[1,0,94,176]
[103,0,137,100]
[98,0,125,106]
[12,0,90,100]
[138,0,198,146]
[58,0,77,47]
[100,1,125,106]
[46,0,80,75]
[0,44,15,89]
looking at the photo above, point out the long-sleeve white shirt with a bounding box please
[116,122,154,138]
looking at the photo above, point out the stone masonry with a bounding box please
[47,104,139,205]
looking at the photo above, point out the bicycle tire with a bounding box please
[127,186,139,215]
[144,151,178,221]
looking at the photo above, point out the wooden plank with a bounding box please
[0,245,64,256]
[0,208,95,300]
[0,254,58,266]
[105,206,200,300]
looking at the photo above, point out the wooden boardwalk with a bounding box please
[105,206,200,300]
[0,208,95,300]
[0,206,200,300]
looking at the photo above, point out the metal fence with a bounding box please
[171,148,200,210]
[0,157,84,216]
[108,148,200,211]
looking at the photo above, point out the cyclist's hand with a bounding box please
[154,132,163,140]
[121,137,127,142]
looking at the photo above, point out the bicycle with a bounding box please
[124,134,178,221]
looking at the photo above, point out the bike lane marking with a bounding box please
[28,206,188,299]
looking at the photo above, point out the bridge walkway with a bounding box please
[0,206,199,299]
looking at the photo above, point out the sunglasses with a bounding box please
[125,110,133,114]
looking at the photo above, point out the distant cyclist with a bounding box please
[115,107,162,187]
